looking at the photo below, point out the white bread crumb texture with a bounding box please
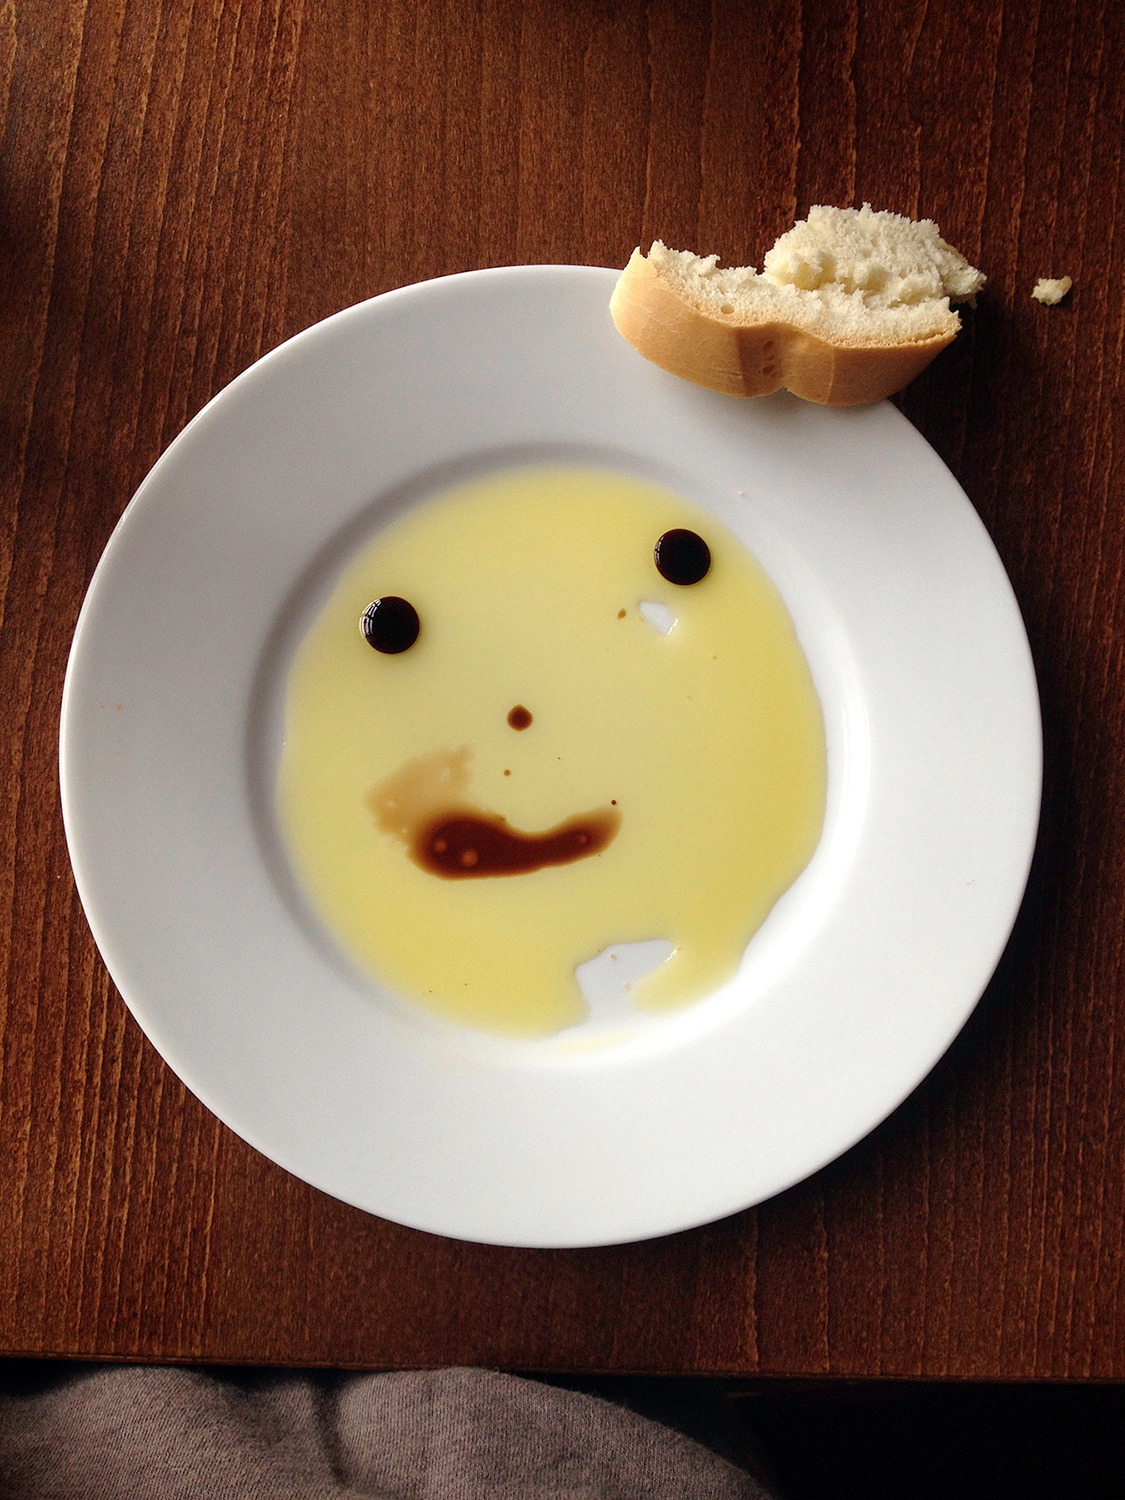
[1032,276,1072,305]
[647,203,985,346]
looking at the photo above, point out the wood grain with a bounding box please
[2,0,1123,1377]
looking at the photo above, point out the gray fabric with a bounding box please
[0,1365,772,1499]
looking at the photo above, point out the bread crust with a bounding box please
[610,250,957,405]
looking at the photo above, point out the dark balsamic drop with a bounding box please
[654,529,711,585]
[507,704,533,730]
[416,807,621,878]
[361,596,420,653]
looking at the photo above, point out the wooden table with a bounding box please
[3,0,1123,1379]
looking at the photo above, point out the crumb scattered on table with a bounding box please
[1032,276,1073,305]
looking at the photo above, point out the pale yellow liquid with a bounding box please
[277,467,826,1037]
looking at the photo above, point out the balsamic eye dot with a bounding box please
[361,596,420,653]
[654,528,711,585]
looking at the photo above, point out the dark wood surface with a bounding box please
[2,0,1123,1377]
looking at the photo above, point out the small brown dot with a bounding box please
[611,799,617,805]
[503,769,511,776]
[617,608,626,619]
[507,704,533,730]
[460,849,479,867]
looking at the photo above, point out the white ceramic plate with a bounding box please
[60,267,1041,1248]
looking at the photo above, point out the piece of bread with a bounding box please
[1031,276,1072,305]
[610,204,985,405]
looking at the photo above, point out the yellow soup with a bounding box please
[278,467,826,1037]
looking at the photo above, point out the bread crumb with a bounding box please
[1032,276,1072,305]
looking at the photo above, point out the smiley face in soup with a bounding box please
[277,467,826,1037]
